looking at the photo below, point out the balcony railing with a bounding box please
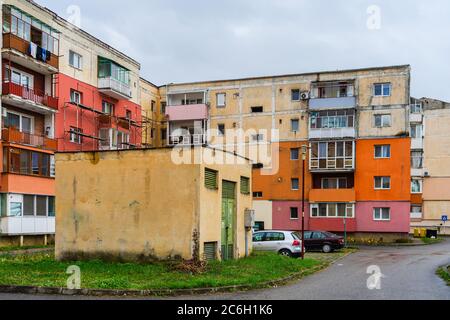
[309,127,356,139]
[0,217,55,235]
[2,127,57,151]
[165,104,209,121]
[2,33,59,70]
[2,81,59,110]
[98,77,132,100]
[169,134,205,146]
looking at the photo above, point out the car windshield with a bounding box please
[323,232,339,238]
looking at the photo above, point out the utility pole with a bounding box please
[301,145,308,260]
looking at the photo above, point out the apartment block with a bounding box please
[160,65,414,239]
[0,0,143,245]
[140,78,166,148]
[410,98,450,235]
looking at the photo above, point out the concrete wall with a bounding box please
[253,200,273,230]
[55,147,252,262]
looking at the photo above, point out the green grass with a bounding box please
[421,238,443,245]
[0,250,350,291]
[437,266,450,286]
[0,245,53,252]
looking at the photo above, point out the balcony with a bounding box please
[309,189,356,203]
[410,211,423,220]
[0,217,55,235]
[411,138,423,150]
[309,127,356,139]
[2,82,58,112]
[309,82,356,110]
[169,133,206,146]
[2,33,59,73]
[165,104,209,121]
[410,113,423,123]
[98,77,132,100]
[2,128,57,151]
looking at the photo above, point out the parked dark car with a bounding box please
[295,231,345,253]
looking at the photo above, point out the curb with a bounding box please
[0,251,354,298]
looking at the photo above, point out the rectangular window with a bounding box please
[291,178,299,191]
[291,89,300,101]
[205,168,218,190]
[151,100,156,112]
[374,208,391,221]
[374,114,392,128]
[290,207,299,220]
[69,51,83,69]
[251,106,264,113]
[161,129,167,140]
[9,202,22,217]
[218,124,225,136]
[70,127,83,144]
[411,179,423,193]
[411,151,423,169]
[48,196,55,217]
[251,134,264,142]
[311,203,354,218]
[36,196,47,216]
[102,101,115,115]
[291,119,300,132]
[375,176,391,190]
[375,145,391,159]
[216,93,226,108]
[374,83,392,97]
[253,192,263,198]
[161,102,167,114]
[240,176,250,195]
[70,89,82,105]
[411,124,423,139]
[321,178,348,189]
[290,148,300,160]
[23,195,35,216]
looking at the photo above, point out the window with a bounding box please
[291,89,300,101]
[290,207,299,220]
[205,168,218,190]
[290,148,300,160]
[310,110,355,129]
[9,202,22,217]
[48,197,55,217]
[411,179,423,193]
[265,232,285,241]
[70,90,82,104]
[375,177,391,190]
[216,93,226,108]
[36,196,47,216]
[253,233,265,242]
[151,100,156,112]
[375,145,391,159]
[218,124,225,136]
[291,178,299,191]
[5,67,34,89]
[252,134,264,142]
[125,110,132,120]
[374,208,390,221]
[411,205,422,216]
[411,151,423,169]
[70,127,83,144]
[311,203,354,218]
[411,103,423,114]
[240,176,250,195]
[321,178,348,189]
[310,141,354,170]
[374,114,391,128]
[4,148,53,178]
[253,222,265,232]
[5,111,33,133]
[102,101,114,115]
[291,119,299,132]
[253,192,263,198]
[251,106,264,113]
[23,195,35,216]
[69,51,82,69]
[374,83,391,97]
[161,129,167,141]
[161,102,167,114]
[411,124,423,139]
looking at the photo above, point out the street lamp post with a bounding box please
[301,145,308,260]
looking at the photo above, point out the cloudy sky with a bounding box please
[38,0,450,101]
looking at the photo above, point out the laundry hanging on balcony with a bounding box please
[28,42,38,59]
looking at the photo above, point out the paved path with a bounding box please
[0,241,449,300]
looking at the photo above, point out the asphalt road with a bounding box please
[0,240,449,300]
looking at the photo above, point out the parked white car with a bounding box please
[252,230,304,258]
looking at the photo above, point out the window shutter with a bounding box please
[204,242,217,261]
[240,176,250,195]
[205,168,218,189]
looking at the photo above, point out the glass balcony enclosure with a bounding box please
[310,110,355,129]
[310,141,355,171]
[98,57,130,85]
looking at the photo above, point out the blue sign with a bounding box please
[443,215,448,222]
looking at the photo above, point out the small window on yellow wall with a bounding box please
[205,168,218,190]
[240,176,250,195]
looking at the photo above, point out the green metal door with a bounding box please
[221,181,236,261]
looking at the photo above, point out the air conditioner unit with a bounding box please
[300,91,310,100]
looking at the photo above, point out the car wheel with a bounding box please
[279,249,292,257]
[322,244,332,253]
